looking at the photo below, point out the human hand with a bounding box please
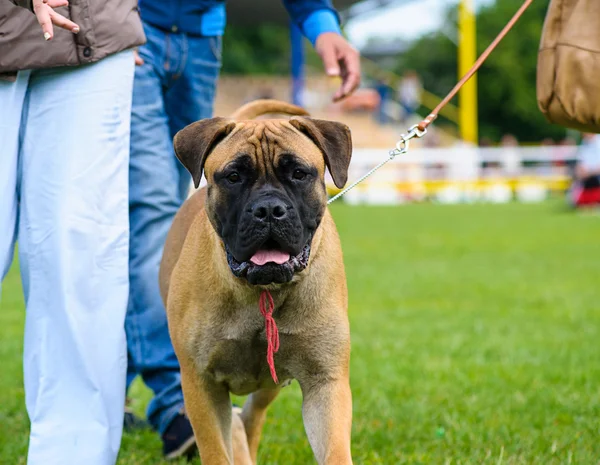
[315,32,361,102]
[33,0,80,41]
[133,49,144,66]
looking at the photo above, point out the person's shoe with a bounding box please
[162,410,197,460]
[123,405,151,432]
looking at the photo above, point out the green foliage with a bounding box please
[396,0,566,143]
[2,201,600,463]
[222,25,291,75]
[221,24,324,76]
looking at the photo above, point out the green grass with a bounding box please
[1,202,599,464]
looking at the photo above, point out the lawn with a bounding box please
[1,202,599,464]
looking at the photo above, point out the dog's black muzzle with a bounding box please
[224,192,312,285]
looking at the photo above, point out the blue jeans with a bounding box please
[126,22,221,434]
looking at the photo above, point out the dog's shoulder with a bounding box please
[159,188,207,305]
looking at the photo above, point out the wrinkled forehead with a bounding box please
[203,120,325,178]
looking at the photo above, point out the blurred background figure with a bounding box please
[374,75,391,124]
[569,133,600,208]
[397,70,422,123]
[500,134,520,178]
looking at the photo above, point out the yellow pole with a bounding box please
[458,0,478,144]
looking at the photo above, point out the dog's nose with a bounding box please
[252,198,288,221]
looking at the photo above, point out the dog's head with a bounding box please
[173,100,352,286]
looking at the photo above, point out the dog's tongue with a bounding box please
[250,250,290,266]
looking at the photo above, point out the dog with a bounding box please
[159,99,353,464]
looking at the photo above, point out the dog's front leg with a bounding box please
[299,377,353,465]
[180,363,251,465]
[240,387,281,463]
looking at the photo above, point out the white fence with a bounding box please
[325,145,578,205]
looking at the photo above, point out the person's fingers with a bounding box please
[45,0,69,7]
[332,50,360,102]
[339,50,361,98]
[315,34,361,101]
[318,42,341,77]
[49,8,80,33]
[334,72,360,101]
[133,49,144,66]
[33,1,54,40]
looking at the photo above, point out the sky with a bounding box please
[344,0,495,49]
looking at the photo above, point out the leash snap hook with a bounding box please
[390,124,427,158]
[390,138,409,158]
[408,124,428,139]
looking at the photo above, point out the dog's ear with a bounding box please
[289,117,352,189]
[173,117,236,188]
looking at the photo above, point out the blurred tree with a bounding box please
[222,25,290,75]
[222,25,325,75]
[395,0,566,143]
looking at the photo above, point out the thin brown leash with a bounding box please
[417,0,535,132]
[328,0,536,205]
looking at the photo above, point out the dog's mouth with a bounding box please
[226,240,311,285]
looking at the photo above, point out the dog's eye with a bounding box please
[292,169,307,180]
[226,172,241,184]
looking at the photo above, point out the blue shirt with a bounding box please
[137,0,342,46]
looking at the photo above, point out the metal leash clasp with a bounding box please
[389,124,428,159]
[326,124,428,205]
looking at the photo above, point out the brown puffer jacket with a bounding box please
[0,0,145,81]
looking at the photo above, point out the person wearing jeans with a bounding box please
[125,21,223,460]
[126,0,361,460]
[0,1,144,464]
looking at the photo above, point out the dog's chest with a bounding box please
[193,306,294,395]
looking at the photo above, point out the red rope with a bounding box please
[259,290,280,384]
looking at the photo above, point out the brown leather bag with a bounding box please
[537,0,600,132]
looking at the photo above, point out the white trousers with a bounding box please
[0,50,134,465]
